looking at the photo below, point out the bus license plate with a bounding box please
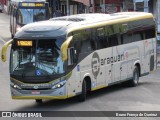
[31,91,40,95]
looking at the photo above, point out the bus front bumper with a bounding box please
[10,85,69,100]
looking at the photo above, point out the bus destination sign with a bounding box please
[20,3,45,7]
[17,41,33,47]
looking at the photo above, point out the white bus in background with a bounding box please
[1,12,157,103]
[9,0,50,38]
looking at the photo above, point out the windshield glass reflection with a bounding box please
[17,8,46,24]
[10,37,65,77]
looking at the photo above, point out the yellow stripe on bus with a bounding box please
[12,94,75,100]
[91,85,107,91]
[12,96,67,99]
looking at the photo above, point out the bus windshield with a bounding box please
[10,37,65,77]
[17,8,46,24]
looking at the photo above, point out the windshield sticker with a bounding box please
[77,65,80,71]
[36,70,42,76]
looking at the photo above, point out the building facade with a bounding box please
[0,0,8,13]
[47,0,160,42]
[0,0,7,5]
[149,0,160,41]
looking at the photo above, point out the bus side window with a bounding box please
[106,25,119,47]
[131,19,155,40]
[132,31,143,42]
[119,23,128,44]
[90,28,97,50]
[81,29,93,53]
[142,19,155,34]
[120,34,123,44]
[144,27,156,39]
[72,31,82,61]
[122,32,133,44]
[117,34,121,45]
[108,34,119,47]
[96,27,107,49]
[90,40,96,50]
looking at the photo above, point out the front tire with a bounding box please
[78,80,87,102]
[35,99,42,103]
[129,66,139,87]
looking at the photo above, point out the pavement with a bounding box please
[0,36,5,44]
[0,11,10,42]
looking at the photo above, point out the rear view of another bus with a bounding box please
[9,0,50,38]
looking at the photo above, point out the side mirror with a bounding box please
[61,36,73,61]
[1,39,13,62]
[68,47,77,65]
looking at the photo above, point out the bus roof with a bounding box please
[15,12,154,39]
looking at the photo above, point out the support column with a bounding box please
[66,0,70,16]
[157,0,160,33]
[133,0,136,11]
[92,0,95,13]
[144,0,149,12]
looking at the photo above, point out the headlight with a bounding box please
[52,80,66,89]
[16,25,21,32]
[10,82,21,90]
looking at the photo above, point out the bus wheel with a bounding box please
[78,80,87,102]
[129,66,139,87]
[35,99,42,103]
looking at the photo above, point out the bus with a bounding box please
[1,12,157,103]
[9,0,50,38]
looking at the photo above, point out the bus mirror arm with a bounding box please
[61,36,73,61]
[1,39,13,62]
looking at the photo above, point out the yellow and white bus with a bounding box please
[1,12,157,103]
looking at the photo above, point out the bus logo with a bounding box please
[92,52,100,79]
[2,112,11,117]
[36,70,42,76]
